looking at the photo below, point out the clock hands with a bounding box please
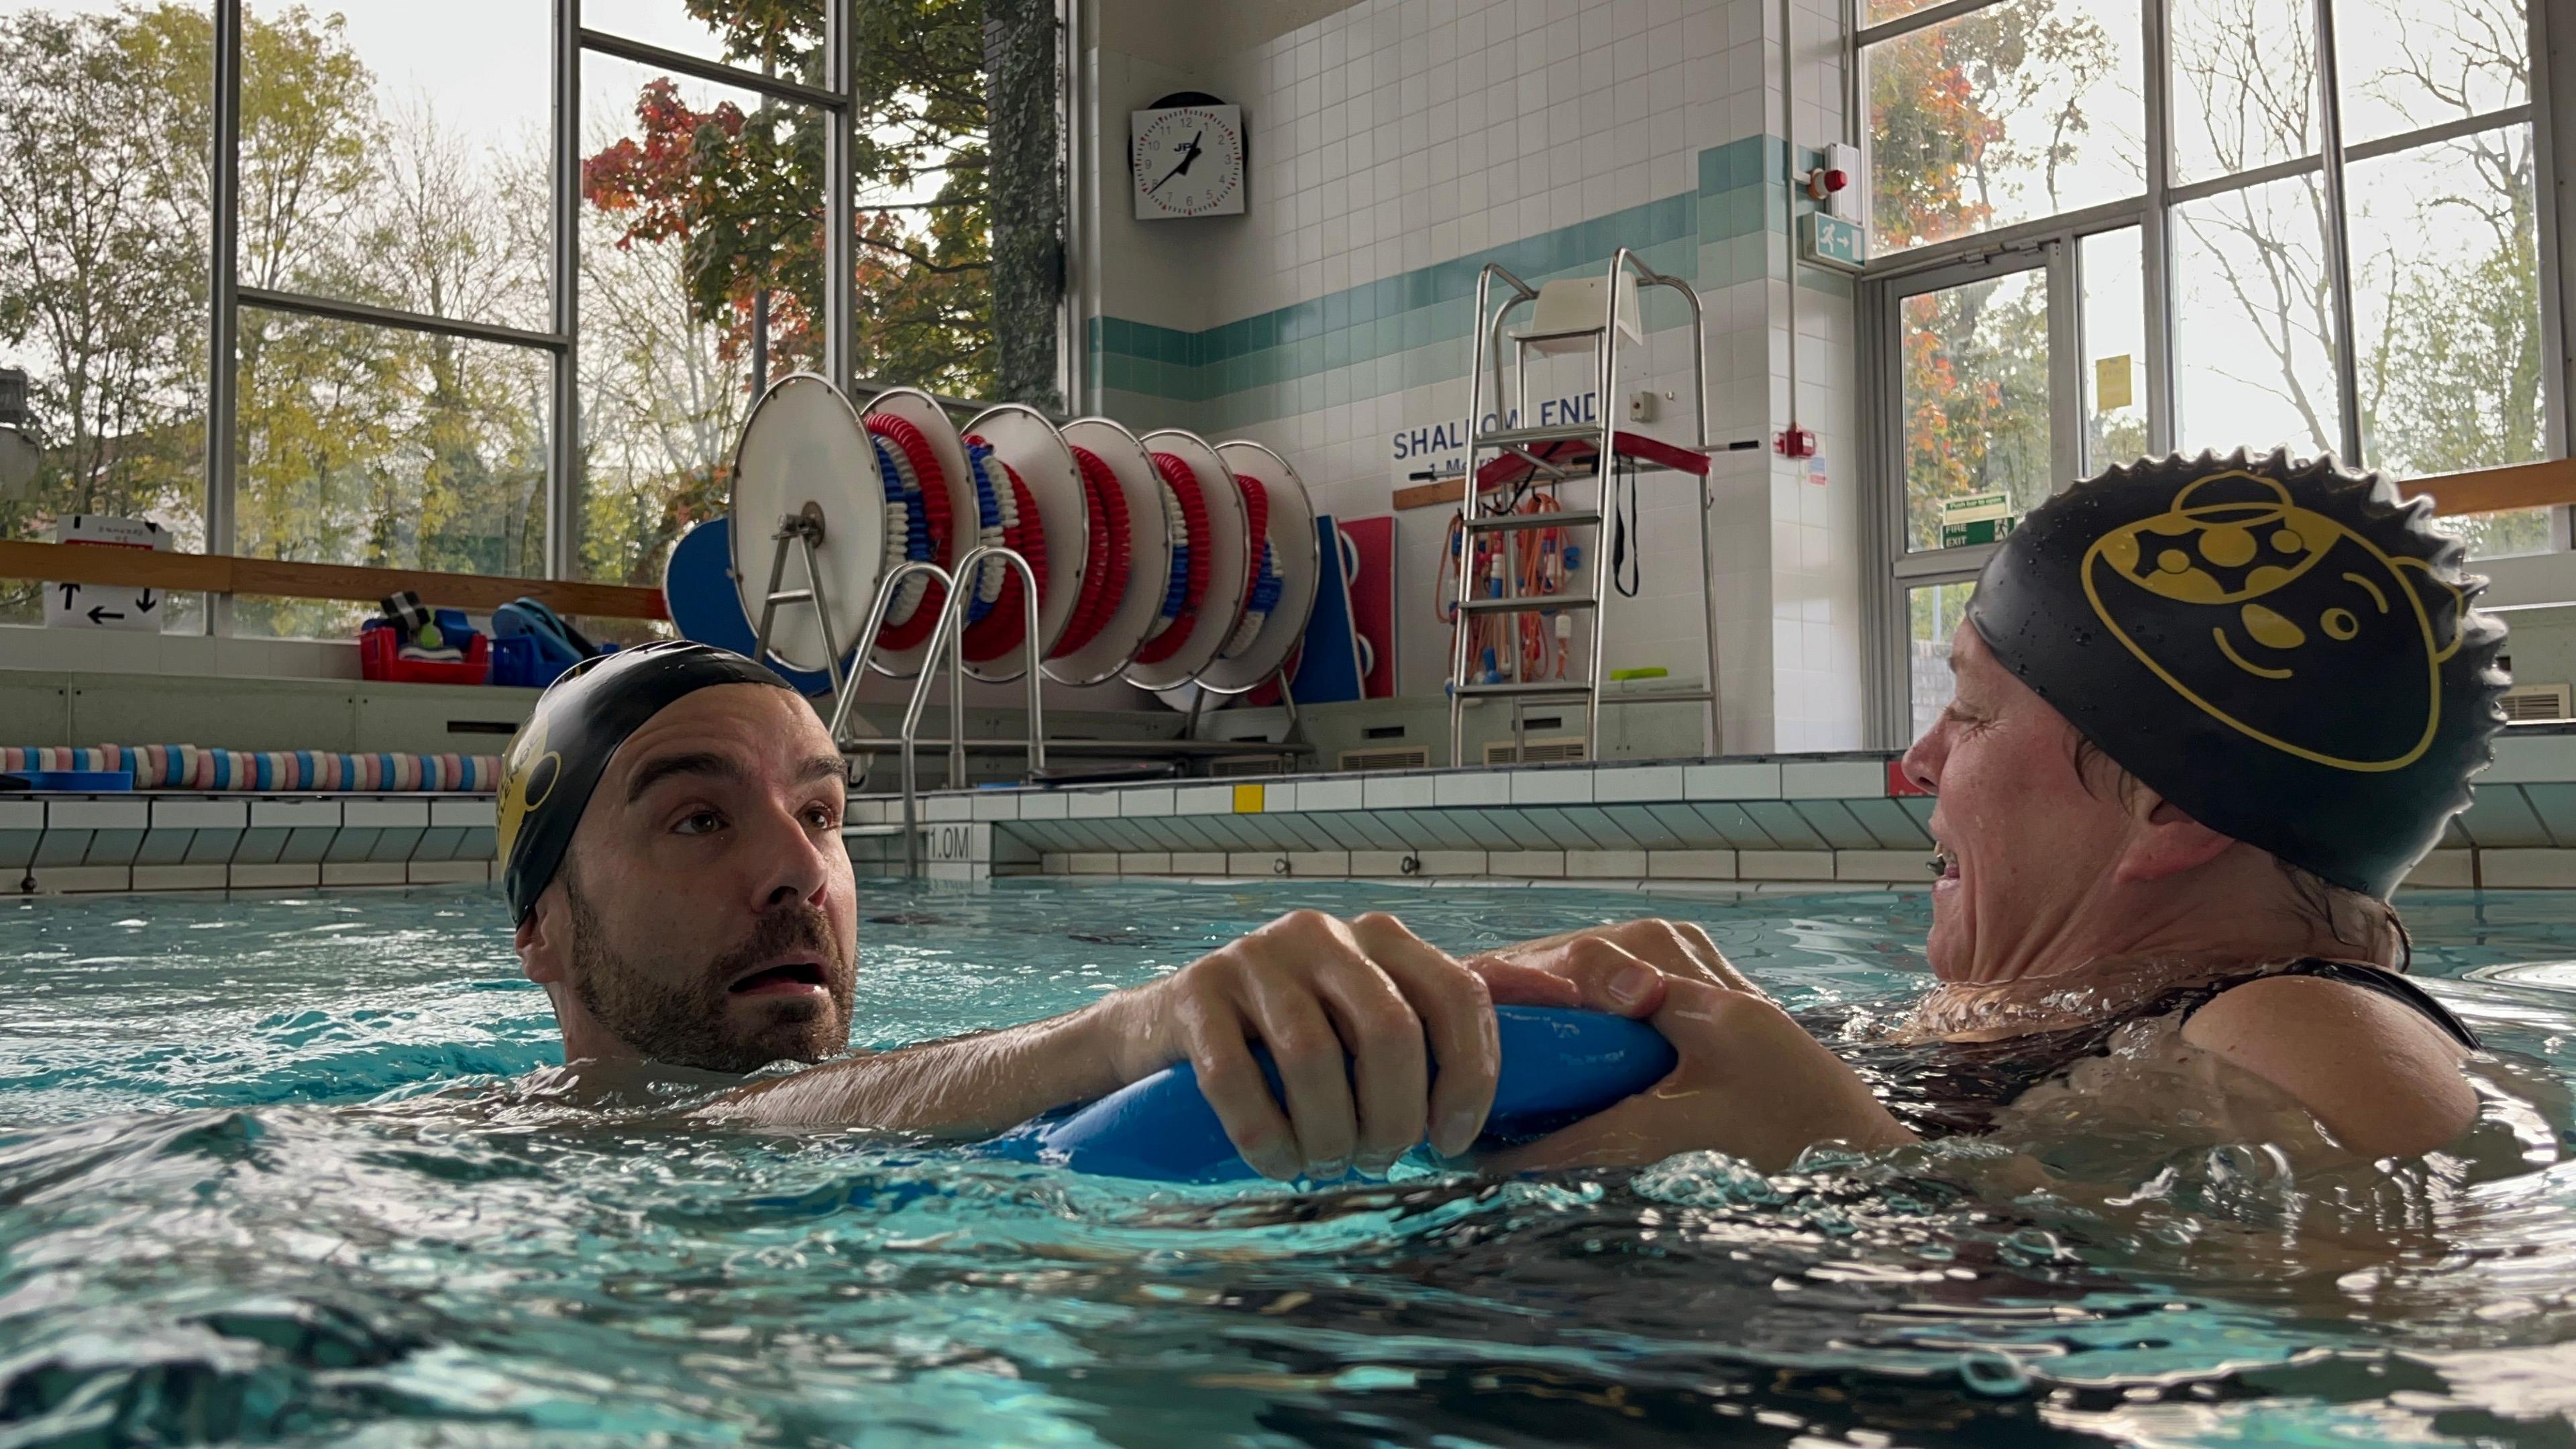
[1143,130,1206,197]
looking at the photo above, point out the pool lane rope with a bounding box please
[866,432,932,632]
[863,413,951,651]
[1053,445,1132,657]
[961,439,1010,624]
[959,435,1050,662]
[1130,452,1212,667]
[1221,473,1285,658]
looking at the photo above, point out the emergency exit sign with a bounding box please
[1939,491,2018,549]
[1801,212,1866,269]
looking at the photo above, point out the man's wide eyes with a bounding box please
[665,805,837,834]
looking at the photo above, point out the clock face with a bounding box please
[1131,104,1245,219]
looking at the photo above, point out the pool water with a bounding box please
[5,881,2576,1446]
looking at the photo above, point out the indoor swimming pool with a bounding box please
[5,879,2576,1446]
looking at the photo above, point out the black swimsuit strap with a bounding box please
[2185,958,2482,1051]
[1831,957,2479,1139]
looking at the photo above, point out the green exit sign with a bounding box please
[1801,213,1866,269]
[1939,490,2019,549]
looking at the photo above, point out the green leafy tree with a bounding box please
[582,0,1004,396]
[2168,0,2543,555]
[576,0,1032,588]
[0,4,208,625]
[1870,1,2100,559]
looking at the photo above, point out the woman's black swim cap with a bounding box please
[1966,449,2508,899]
[496,641,797,922]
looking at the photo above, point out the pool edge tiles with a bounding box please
[847,729,2576,894]
[1,793,497,896]
[17,727,2576,896]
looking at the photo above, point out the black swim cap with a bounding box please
[1966,449,2508,899]
[496,641,797,923]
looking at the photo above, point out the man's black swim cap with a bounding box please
[1966,449,2508,899]
[496,641,797,923]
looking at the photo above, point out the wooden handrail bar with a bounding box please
[2393,458,2576,518]
[7,458,2571,618]
[1394,458,2576,515]
[0,540,668,619]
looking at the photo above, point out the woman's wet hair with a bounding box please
[2069,734,2412,970]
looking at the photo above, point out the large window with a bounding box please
[0,0,1060,639]
[1867,0,2144,250]
[0,2,213,630]
[1862,0,2561,739]
[573,1,1024,593]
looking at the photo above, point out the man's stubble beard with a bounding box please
[562,870,855,1074]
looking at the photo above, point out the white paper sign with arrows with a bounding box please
[45,514,173,632]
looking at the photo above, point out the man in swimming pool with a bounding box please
[1473,450,2500,1174]
[498,641,1633,1181]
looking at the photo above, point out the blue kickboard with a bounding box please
[661,517,844,697]
[984,1006,1677,1182]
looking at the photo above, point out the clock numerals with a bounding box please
[1132,104,1245,220]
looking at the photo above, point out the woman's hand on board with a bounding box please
[1479,976,1915,1173]
[1460,918,1911,1174]
[1462,917,1764,1012]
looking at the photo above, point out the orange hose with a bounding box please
[1441,490,1570,684]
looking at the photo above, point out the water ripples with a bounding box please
[7,881,2576,1444]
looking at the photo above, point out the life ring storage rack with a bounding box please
[954,402,1088,684]
[1049,417,1174,687]
[727,373,885,689]
[1197,440,1319,696]
[1126,429,1250,693]
[695,382,1320,789]
[857,388,980,679]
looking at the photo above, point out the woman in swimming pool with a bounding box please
[1479,449,2506,1175]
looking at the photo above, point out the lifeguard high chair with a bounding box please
[1446,250,1721,767]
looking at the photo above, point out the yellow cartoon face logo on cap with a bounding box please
[494,716,561,866]
[2082,471,2463,772]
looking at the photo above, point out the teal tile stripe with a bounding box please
[1091,134,1817,412]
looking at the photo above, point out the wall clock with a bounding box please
[1131,96,1244,220]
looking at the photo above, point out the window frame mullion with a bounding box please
[2312,0,2366,466]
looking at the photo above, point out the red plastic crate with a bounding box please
[359,625,490,685]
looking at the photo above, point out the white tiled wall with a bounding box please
[1197,3,1701,321]
[1080,0,1868,753]
[1767,0,1862,750]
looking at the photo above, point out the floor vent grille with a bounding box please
[1336,746,1432,772]
[2502,684,2572,722]
[1484,737,1587,765]
[1208,756,1284,777]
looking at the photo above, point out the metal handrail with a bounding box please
[895,545,1047,877]
[825,557,953,745]
[1611,248,1715,453]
